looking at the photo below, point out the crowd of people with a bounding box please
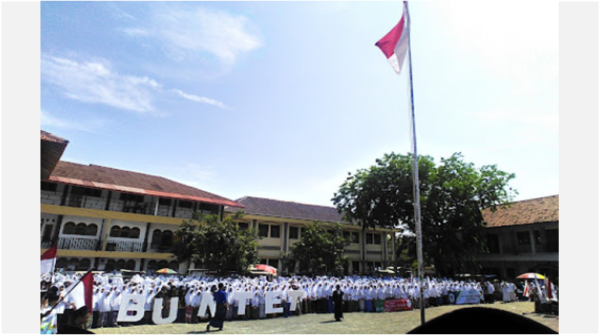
[40,271,555,333]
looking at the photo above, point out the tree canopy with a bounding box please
[172,211,260,276]
[332,152,517,276]
[288,221,352,276]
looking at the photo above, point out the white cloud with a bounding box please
[41,109,104,133]
[41,54,161,113]
[122,5,263,66]
[172,89,229,110]
[42,54,229,113]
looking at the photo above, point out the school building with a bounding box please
[40,130,396,274]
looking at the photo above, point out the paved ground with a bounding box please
[93,301,558,334]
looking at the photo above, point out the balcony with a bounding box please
[147,244,174,253]
[105,240,144,253]
[58,237,102,251]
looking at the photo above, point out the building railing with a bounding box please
[105,240,144,253]
[57,237,102,251]
[147,244,174,253]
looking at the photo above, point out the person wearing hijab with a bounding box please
[109,287,122,327]
[97,286,111,328]
[184,287,196,323]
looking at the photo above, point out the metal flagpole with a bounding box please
[404,1,425,325]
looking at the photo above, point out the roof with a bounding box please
[225,196,347,223]
[41,130,69,180]
[481,195,559,228]
[46,161,244,208]
[41,130,69,144]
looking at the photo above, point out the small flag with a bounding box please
[523,281,530,298]
[41,245,57,275]
[375,1,410,75]
[65,271,94,312]
[546,278,557,301]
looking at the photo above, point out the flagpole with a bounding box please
[404,1,425,325]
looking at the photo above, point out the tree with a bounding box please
[172,211,260,276]
[332,152,517,277]
[289,221,352,276]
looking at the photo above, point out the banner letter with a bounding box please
[152,297,178,325]
[117,294,145,322]
[266,291,283,314]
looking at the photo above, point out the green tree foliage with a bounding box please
[289,222,352,276]
[172,211,260,276]
[332,152,517,277]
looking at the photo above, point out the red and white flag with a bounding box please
[65,271,94,312]
[41,245,57,275]
[523,281,530,298]
[375,1,410,75]
[546,278,557,301]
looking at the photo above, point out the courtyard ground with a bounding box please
[93,301,558,334]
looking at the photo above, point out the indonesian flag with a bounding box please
[41,245,57,275]
[375,1,410,75]
[65,271,94,312]
[523,281,530,298]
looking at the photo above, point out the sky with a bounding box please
[40,1,559,207]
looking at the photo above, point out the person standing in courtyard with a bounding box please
[207,283,228,332]
[332,285,344,322]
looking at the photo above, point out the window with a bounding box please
[517,232,530,246]
[487,234,500,253]
[147,261,158,271]
[104,259,116,272]
[159,198,172,206]
[72,186,101,197]
[366,233,373,244]
[352,232,359,244]
[120,193,144,202]
[75,223,87,235]
[289,227,299,239]
[116,259,126,270]
[157,260,168,269]
[179,200,192,209]
[258,224,269,238]
[41,182,58,192]
[120,227,130,238]
[374,234,381,245]
[534,231,542,245]
[168,261,179,271]
[547,229,558,252]
[130,227,140,239]
[161,231,173,246]
[63,222,76,235]
[126,260,136,270]
[78,259,91,271]
[86,224,98,236]
[56,258,68,269]
[270,225,280,238]
[343,231,350,239]
[110,226,121,237]
[199,203,220,213]
[238,222,249,230]
[152,230,162,245]
[352,261,360,274]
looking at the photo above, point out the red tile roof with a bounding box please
[41,130,69,144]
[226,196,347,223]
[41,130,69,180]
[47,161,244,208]
[482,195,559,228]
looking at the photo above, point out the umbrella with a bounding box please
[254,264,277,275]
[516,273,545,280]
[155,268,177,274]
